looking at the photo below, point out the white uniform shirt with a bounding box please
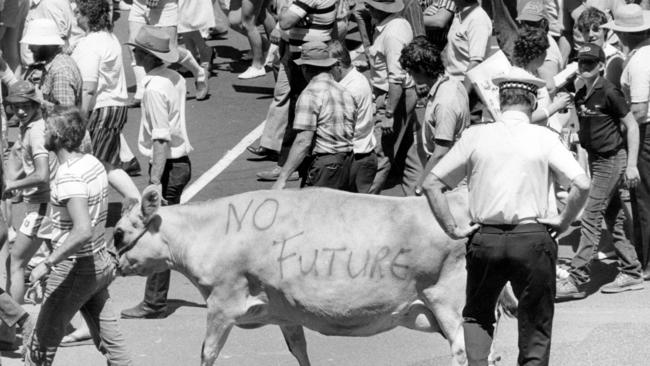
[432,110,585,225]
[339,67,376,154]
[620,44,650,123]
[368,14,414,92]
[138,66,193,159]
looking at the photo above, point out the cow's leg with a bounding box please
[279,325,311,366]
[201,307,234,366]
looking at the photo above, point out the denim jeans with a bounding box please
[633,123,650,269]
[349,152,378,193]
[569,149,642,285]
[143,156,191,311]
[260,63,290,152]
[300,152,352,189]
[26,249,132,366]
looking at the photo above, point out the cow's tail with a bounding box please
[496,282,518,318]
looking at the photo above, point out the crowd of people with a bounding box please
[0,0,647,364]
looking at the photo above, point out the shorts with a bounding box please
[19,203,52,239]
[128,0,179,27]
[87,105,128,167]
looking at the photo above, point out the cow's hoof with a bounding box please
[120,303,168,319]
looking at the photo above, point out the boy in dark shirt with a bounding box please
[557,44,643,300]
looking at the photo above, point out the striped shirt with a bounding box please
[423,0,455,47]
[294,73,356,154]
[50,154,108,258]
[287,0,337,51]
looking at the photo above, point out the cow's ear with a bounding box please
[141,185,162,223]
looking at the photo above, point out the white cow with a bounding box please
[114,186,513,366]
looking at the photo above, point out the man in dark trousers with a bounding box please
[422,67,590,365]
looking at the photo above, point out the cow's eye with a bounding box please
[113,228,125,249]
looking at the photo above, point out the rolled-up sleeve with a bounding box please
[385,23,414,87]
[143,88,171,141]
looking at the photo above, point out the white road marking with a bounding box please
[180,120,266,204]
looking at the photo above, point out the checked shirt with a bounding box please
[42,53,83,108]
[293,72,356,155]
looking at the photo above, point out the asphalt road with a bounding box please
[3,7,650,366]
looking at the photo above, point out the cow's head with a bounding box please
[114,186,171,277]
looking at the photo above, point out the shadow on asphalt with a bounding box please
[167,299,206,317]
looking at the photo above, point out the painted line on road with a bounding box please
[180,120,266,204]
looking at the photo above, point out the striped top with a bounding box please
[50,154,108,258]
[287,0,337,51]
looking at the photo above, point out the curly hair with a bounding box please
[499,88,536,111]
[77,0,113,32]
[576,7,608,33]
[512,27,549,68]
[44,105,87,152]
[398,36,445,79]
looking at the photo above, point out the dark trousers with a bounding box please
[278,45,308,168]
[348,151,378,193]
[143,156,191,311]
[570,149,641,285]
[633,123,650,269]
[464,224,556,366]
[300,152,352,189]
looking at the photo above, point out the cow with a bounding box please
[113,186,512,366]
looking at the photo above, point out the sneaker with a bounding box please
[118,0,131,10]
[195,72,209,101]
[256,166,299,182]
[120,158,141,177]
[555,278,586,300]
[601,273,644,294]
[238,66,267,80]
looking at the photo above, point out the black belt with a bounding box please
[478,223,548,234]
[166,155,190,163]
[312,151,351,158]
[354,151,374,159]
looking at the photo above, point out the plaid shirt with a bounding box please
[293,73,355,154]
[42,53,82,108]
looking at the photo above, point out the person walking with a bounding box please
[556,44,643,300]
[25,105,132,366]
[421,67,590,365]
[120,25,192,319]
[272,41,355,190]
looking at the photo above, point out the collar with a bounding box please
[630,39,650,57]
[376,13,401,32]
[580,75,605,101]
[427,75,450,99]
[312,72,334,83]
[500,110,531,125]
[143,65,170,86]
[44,53,64,72]
[456,4,479,22]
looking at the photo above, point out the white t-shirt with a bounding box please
[339,68,376,154]
[620,44,650,123]
[72,31,128,109]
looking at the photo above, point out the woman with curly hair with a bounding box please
[512,27,571,130]
[71,0,140,201]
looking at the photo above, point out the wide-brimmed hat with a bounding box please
[516,0,546,22]
[20,18,64,46]
[492,67,546,94]
[362,0,404,13]
[5,80,42,104]
[125,25,179,63]
[294,42,337,67]
[601,4,650,33]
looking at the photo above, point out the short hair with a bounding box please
[301,64,332,75]
[328,40,351,68]
[499,88,537,111]
[399,36,445,79]
[512,27,549,67]
[519,17,550,33]
[576,7,608,33]
[44,105,86,152]
[77,0,113,32]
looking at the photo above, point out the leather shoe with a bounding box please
[120,158,141,177]
[247,146,278,158]
[127,98,141,109]
[121,302,168,319]
[256,166,299,182]
[643,269,650,281]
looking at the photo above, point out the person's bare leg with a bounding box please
[8,233,42,304]
[107,166,141,200]
[119,134,135,163]
[160,25,209,99]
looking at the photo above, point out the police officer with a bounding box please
[421,67,591,366]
